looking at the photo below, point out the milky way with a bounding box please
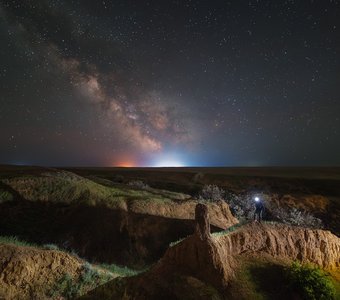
[0,1,339,166]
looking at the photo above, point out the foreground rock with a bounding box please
[0,243,83,299]
[82,204,340,299]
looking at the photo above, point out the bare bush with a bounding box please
[224,192,255,220]
[199,186,256,218]
[199,185,323,229]
[273,207,323,229]
[199,185,225,202]
[128,180,149,189]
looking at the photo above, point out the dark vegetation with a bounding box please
[286,261,336,300]
[226,259,291,300]
[199,184,323,229]
[226,259,339,300]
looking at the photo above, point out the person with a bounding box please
[253,196,265,222]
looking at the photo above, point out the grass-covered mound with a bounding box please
[0,236,142,300]
[0,170,189,209]
[0,169,237,267]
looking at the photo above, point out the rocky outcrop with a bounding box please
[156,204,234,291]
[80,203,340,299]
[158,204,340,291]
[216,222,340,269]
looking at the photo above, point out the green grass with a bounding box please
[48,262,115,299]
[99,263,145,277]
[330,274,340,299]
[0,235,38,248]
[0,171,183,209]
[227,258,340,300]
[286,261,336,300]
[212,221,282,238]
[169,237,186,247]
[227,258,291,300]
[212,222,246,237]
[0,235,141,299]
[0,235,140,278]
[0,189,13,203]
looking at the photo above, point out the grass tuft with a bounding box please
[169,237,186,247]
[99,263,145,277]
[0,236,38,247]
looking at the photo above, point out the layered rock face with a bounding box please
[216,222,340,270]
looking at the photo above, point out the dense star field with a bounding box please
[0,0,339,166]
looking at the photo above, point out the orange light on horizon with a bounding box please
[115,161,135,167]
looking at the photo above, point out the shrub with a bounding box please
[199,186,258,219]
[223,191,322,228]
[43,244,60,251]
[224,192,255,220]
[198,185,323,228]
[286,261,335,300]
[128,180,149,189]
[274,207,323,229]
[199,184,225,202]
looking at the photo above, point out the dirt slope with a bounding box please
[0,170,236,228]
[0,170,237,266]
[0,243,83,299]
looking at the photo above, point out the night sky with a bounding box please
[1,1,339,167]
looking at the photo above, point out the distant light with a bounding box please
[116,161,135,167]
[153,160,185,167]
[254,196,260,202]
[150,151,188,167]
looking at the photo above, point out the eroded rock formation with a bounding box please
[160,203,340,291]
[0,243,83,299]
[80,203,340,299]
[216,222,340,269]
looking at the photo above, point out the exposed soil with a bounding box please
[65,166,340,234]
[0,200,236,267]
[0,168,237,267]
[82,204,340,299]
[0,243,83,300]
[1,166,339,299]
